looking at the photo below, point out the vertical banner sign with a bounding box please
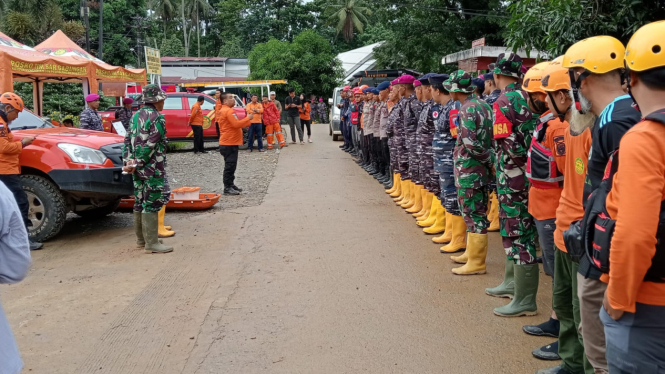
[144,47,162,75]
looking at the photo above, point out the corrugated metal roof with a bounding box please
[161,57,228,62]
[161,76,246,84]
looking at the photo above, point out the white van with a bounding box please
[328,86,343,141]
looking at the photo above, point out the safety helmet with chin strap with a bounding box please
[541,56,571,121]
[563,36,626,114]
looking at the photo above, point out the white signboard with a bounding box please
[112,122,127,137]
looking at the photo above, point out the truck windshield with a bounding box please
[8,109,55,130]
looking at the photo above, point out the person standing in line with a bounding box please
[285,88,304,144]
[348,88,362,158]
[0,93,41,251]
[563,36,642,374]
[339,87,352,151]
[414,74,436,219]
[80,93,104,131]
[262,95,285,150]
[218,92,254,195]
[599,21,665,373]
[214,89,223,139]
[483,71,502,232]
[245,94,265,153]
[375,82,391,185]
[0,179,32,374]
[189,95,207,154]
[318,97,328,123]
[310,96,319,123]
[444,70,494,275]
[299,95,313,143]
[122,84,173,254]
[116,97,134,131]
[483,72,501,106]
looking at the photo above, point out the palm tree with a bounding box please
[188,0,212,57]
[148,0,176,37]
[324,0,371,42]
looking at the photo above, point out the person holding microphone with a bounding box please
[217,93,254,195]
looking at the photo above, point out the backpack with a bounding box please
[526,113,564,189]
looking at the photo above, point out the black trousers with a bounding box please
[302,119,312,136]
[371,136,381,167]
[381,137,390,171]
[0,174,31,231]
[192,125,204,153]
[219,145,239,188]
[362,133,370,162]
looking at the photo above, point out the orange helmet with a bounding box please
[522,62,549,93]
[0,92,25,112]
[541,56,570,92]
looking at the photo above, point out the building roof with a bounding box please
[161,76,246,84]
[336,42,384,82]
[441,46,548,65]
[161,57,228,62]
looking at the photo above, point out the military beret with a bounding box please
[428,74,449,86]
[397,74,416,85]
[362,87,373,94]
[85,93,100,102]
[418,73,434,85]
[390,78,399,86]
[472,77,485,89]
[371,88,380,95]
[482,72,494,80]
[377,81,391,91]
[413,80,422,87]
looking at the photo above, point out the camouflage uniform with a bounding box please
[445,71,494,234]
[392,96,410,180]
[318,101,328,123]
[386,100,401,172]
[492,54,538,264]
[79,107,104,131]
[417,98,437,193]
[122,85,169,214]
[485,89,501,106]
[402,92,422,182]
[435,98,462,215]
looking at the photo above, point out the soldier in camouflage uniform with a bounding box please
[486,53,539,317]
[399,75,423,210]
[443,70,494,275]
[386,80,404,197]
[123,84,173,254]
[317,98,328,123]
[481,71,502,232]
[414,74,436,220]
[390,76,416,206]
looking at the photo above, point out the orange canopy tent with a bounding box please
[0,31,92,114]
[35,30,146,89]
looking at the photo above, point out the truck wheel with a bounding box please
[333,134,340,141]
[20,175,67,242]
[329,124,332,136]
[74,199,121,218]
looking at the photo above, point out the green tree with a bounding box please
[505,0,665,57]
[160,34,185,56]
[324,0,372,41]
[218,36,248,58]
[2,0,65,45]
[248,30,343,98]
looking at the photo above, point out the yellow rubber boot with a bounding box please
[406,185,424,213]
[451,250,468,264]
[413,189,434,219]
[158,206,175,238]
[440,214,467,253]
[389,176,403,198]
[386,173,401,194]
[418,198,440,226]
[432,212,453,243]
[414,191,432,218]
[488,191,500,232]
[423,204,447,235]
[394,180,410,203]
[400,182,416,209]
[452,233,488,275]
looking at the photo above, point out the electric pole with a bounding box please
[98,0,103,60]
[81,0,91,53]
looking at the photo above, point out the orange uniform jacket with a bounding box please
[262,101,280,125]
[528,113,568,220]
[245,102,264,124]
[554,126,592,252]
[0,117,22,175]
[605,119,665,312]
[218,104,251,146]
[189,102,204,126]
[299,102,311,121]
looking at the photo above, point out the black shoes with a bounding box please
[223,187,240,195]
[523,318,560,338]
[29,240,43,251]
[532,341,561,361]
[231,185,243,192]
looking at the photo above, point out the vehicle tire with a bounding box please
[20,175,67,242]
[239,127,249,150]
[333,134,340,141]
[74,199,121,218]
[329,124,332,136]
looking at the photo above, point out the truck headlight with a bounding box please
[333,115,339,120]
[58,143,108,164]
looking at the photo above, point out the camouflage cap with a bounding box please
[443,69,476,94]
[493,52,523,78]
[139,84,167,103]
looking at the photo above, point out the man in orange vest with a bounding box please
[189,95,206,154]
[218,93,254,195]
[0,92,41,250]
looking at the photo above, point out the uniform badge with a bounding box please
[449,109,459,137]
[433,111,439,119]
[492,102,513,139]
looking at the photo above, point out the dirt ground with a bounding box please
[3,124,555,374]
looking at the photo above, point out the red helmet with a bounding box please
[0,92,25,112]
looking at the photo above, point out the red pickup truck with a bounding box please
[100,92,246,141]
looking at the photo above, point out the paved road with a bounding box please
[3,124,552,373]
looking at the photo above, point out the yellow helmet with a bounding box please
[563,36,625,73]
[625,20,665,72]
[541,56,570,92]
[522,62,550,93]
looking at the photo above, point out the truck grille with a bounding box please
[100,143,124,166]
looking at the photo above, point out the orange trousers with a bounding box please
[266,123,286,149]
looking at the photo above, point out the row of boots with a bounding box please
[384,173,539,317]
[342,143,393,186]
[133,206,175,253]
